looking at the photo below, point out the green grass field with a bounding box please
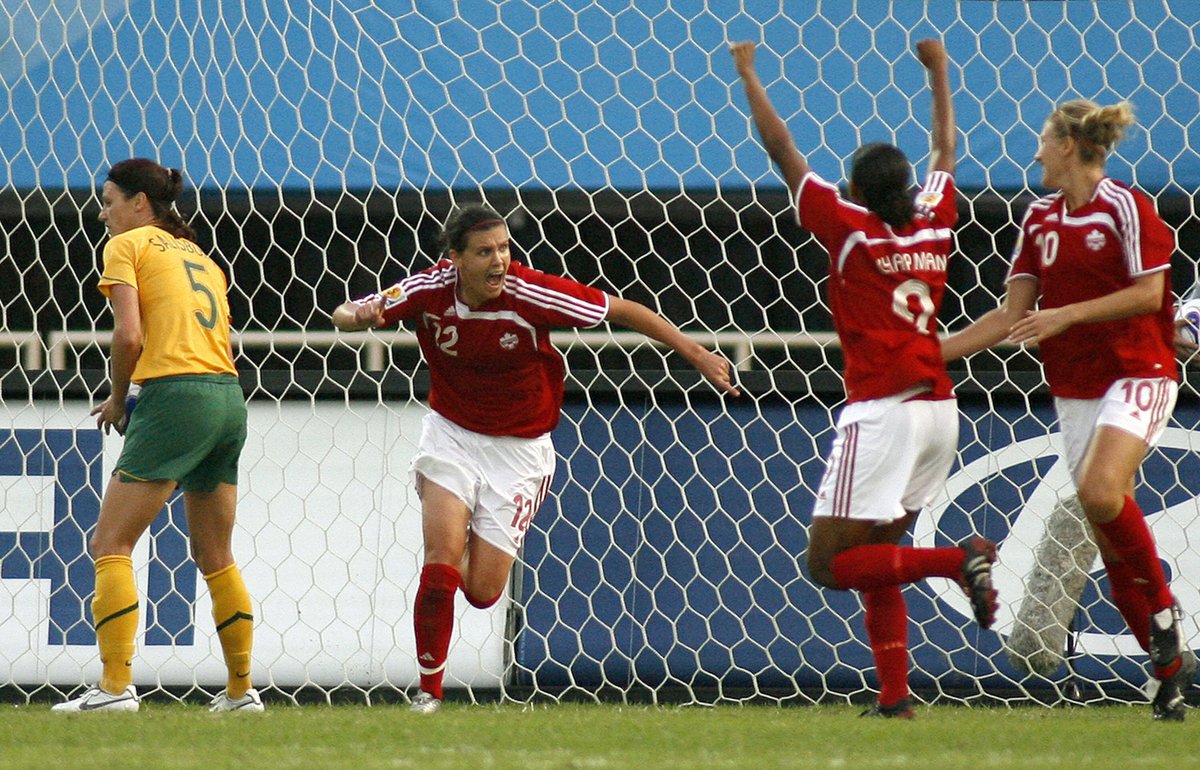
[3,701,1199,769]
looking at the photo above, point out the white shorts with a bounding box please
[1055,376,1178,483]
[410,411,556,557]
[812,391,959,523]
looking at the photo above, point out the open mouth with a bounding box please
[486,270,505,288]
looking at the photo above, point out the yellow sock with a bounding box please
[93,555,138,694]
[205,563,254,699]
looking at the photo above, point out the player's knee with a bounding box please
[805,549,838,590]
[462,588,502,609]
[1076,482,1123,522]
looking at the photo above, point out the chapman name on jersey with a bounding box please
[795,169,958,403]
[875,251,949,275]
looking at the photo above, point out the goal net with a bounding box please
[2,0,1198,707]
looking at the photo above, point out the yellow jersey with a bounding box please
[98,224,237,381]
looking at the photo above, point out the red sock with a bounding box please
[830,544,964,591]
[864,586,909,707]
[1103,558,1151,652]
[1093,497,1174,614]
[414,563,461,700]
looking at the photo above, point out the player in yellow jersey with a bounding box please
[52,159,262,713]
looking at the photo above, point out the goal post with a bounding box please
[2,1,1198,707]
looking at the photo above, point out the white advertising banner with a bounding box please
[0,400,506,690]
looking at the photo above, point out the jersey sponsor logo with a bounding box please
[499,332,519,350]
[875,251,948,275]
[1086,229,1107,251]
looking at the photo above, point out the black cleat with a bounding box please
[860,698,915,719]
[1149,604,1196,722]
[960,537,999,629]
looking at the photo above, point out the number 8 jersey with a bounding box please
[796,170,957,403]
[1007,178,1177,399]
[98,224,237,381]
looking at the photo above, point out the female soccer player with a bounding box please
[332,203,739,713]
[942,100,1195,721]
[53,159,262,713]
[731,39,997,719]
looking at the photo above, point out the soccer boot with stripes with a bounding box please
[1149,604,1196,721]
[51,684,140,713]
[209,687,265,713]
[960,537,999,629]
[410,691,442,714]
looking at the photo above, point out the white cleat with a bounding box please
[209,687,265,713]
[51,684,140,713]
[409,691,441,714]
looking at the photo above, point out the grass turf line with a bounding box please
[2,702,1195,769]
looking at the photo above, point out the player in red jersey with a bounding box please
[942,99,1196,720]
[332,204,739,712]
[733,38,997,719]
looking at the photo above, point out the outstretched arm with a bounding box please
[332,297,386,331]
[605,296,740,396]
[1008,271,1164,346]
[916,39,955,175]
[730,41,809,194]
[942,277,1038,361]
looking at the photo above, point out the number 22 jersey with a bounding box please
[365,260,608,438]
[795,170,957,403]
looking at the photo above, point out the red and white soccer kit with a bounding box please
[372,259,609,437]
[361,259,609,554]
[1007,179,1178,477]
[800,170,959,522]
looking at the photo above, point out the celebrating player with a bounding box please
[332,203,739,713]
[53,159,262,713]
[942,99,1196,720]
[732,38,997,719]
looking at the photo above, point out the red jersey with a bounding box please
[796,170,957,403]
[1007,178,1177,398]
[364,260,609,437]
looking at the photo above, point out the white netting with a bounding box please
[1,0,1197,707]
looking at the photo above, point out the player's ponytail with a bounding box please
[106,158,198,243]
[439,203,505,254]
[850,143,915,229]
[1048,99,1135,165]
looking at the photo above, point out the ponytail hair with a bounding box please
[105,158,197,242]
[850,143,914,229]
[1047,99,1136,164]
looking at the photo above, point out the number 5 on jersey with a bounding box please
[183,259,218,329]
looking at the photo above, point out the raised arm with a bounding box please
[730,41,809,194]
[605,296,740,396]
[916,39,955,175]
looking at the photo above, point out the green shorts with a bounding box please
[115,374,247,492]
